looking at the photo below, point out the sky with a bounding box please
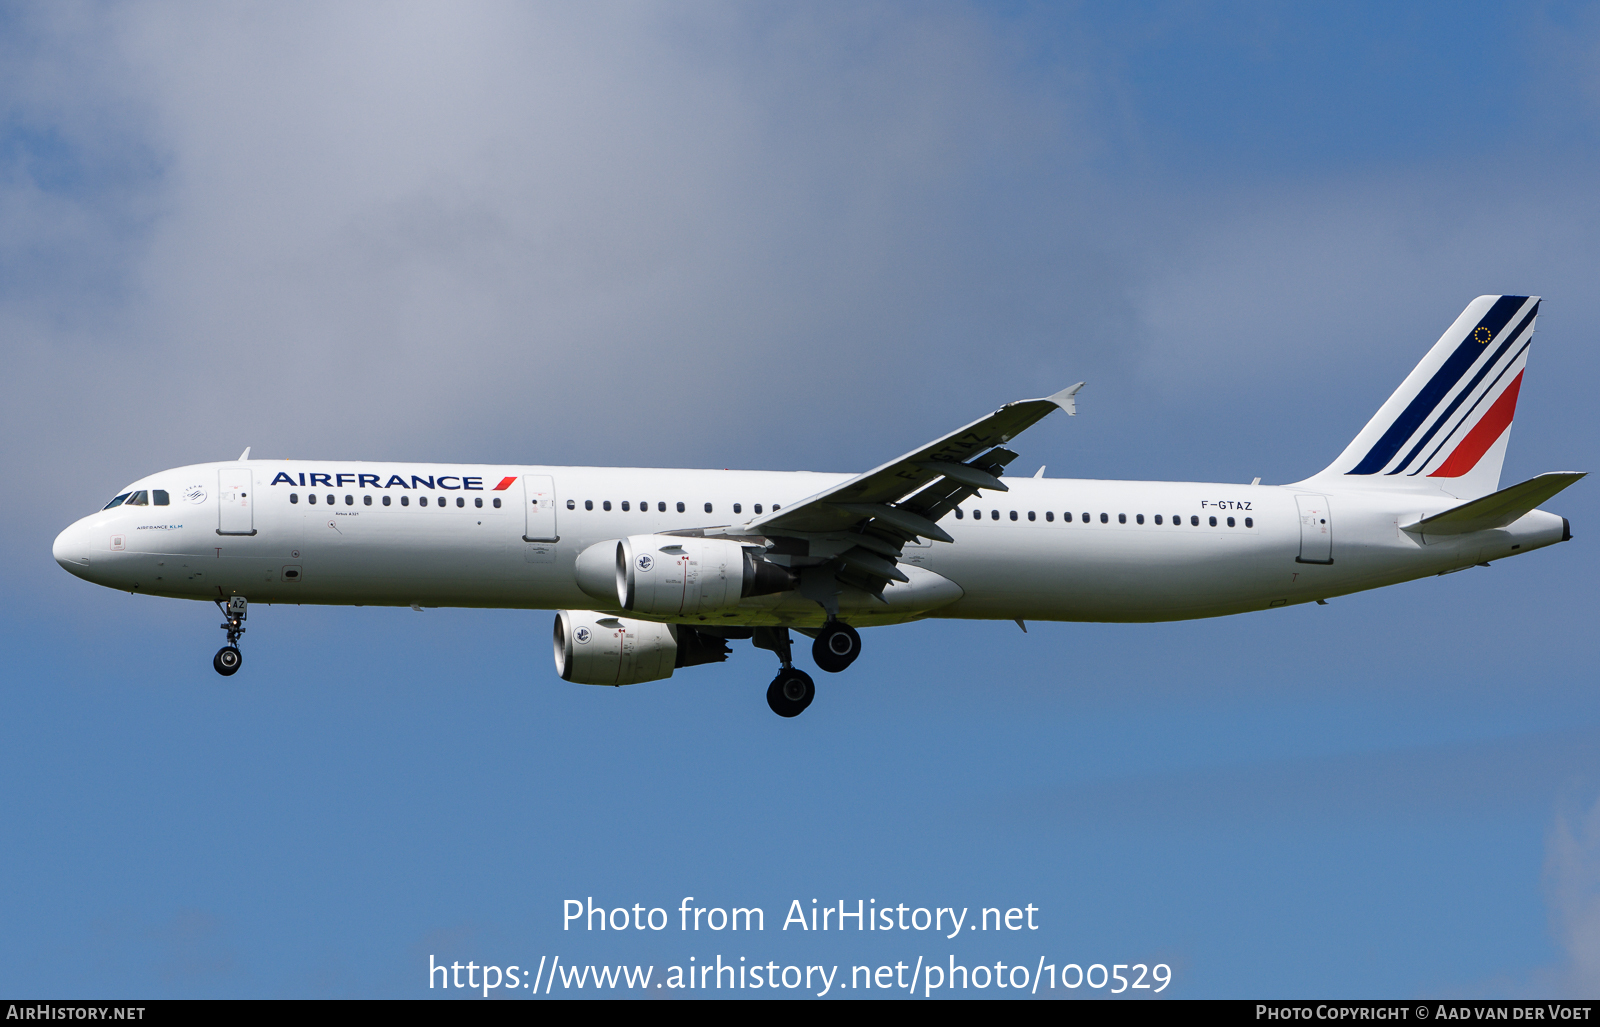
[2,0,1599,999]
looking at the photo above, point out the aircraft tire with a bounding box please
[766,669,814,717]
[213,646,243,676]
[812,622,861,673]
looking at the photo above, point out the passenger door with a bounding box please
[217,467,256,536]
[1295,495,1332,564]
[523,475,559,543]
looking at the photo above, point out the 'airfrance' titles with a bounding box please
[269,472,514,491]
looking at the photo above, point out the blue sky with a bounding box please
[2,1,1598,998]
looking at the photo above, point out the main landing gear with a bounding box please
[812,620,861,674]
[754,626,814,718]
[753,621,862,717]
[213,596,247,676]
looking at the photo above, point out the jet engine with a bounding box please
[574,535,794,617]
[553,610,737,686]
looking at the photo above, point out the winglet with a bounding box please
[238,447,252,461]
[1048,382,1086,416]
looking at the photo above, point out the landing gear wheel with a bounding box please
[213,646,243,676]
[812,621,861,673]
[766,668,815,718]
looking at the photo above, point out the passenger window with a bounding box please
[1009,511,1018,521]
[676,502,685,513]
[1153,514,1161,525]
[955,508,964,519]
[1245,517,1253,528]
[475,497,483,508]
[401,496,410,507]
[420,497,428,507]
[773,504,780,511]
[1227,516,1235,527]
[1209,515,1217,526]
[705,503,713,513]
[1100,513,1108,523]
[567,499,575,510]
[493,498,501,509]
[1190,515,1198,526]
[326,495,334,505]
[1081,512,1090,523]
[754,504,762,514]
[733,503,742,514]
[153,490,170,506]
[383,496,391,507]
[456,497,465,508]
[290,493,299,505]
[308,494,317,505]
[621,501,630,511]
[658,502,666,512]
[1027,511,1035,521]
[1174,514,1181,525]
[1045,511,1054,522]
[991,510,999,520]
[1118,513,1126,524]
[585,500,594,511]
[363,495,372,506]
[603,501,611,511]
[345,495,353,506]
[1136,514,1144,524]
[104,493,130,509]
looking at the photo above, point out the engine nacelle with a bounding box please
[574,534,794,616]
[553,610,678,686]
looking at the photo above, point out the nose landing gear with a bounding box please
[213,596,247,676]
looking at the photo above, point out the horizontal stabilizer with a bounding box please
[1401,472,1585,536]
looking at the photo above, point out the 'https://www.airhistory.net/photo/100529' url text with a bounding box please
[427,896,1172,997]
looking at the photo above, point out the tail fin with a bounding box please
[1302,295,1539,500]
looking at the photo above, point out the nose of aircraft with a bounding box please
[53,520,94,578]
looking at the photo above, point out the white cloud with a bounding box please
[1537,794,1600,996]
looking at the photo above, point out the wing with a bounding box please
[735,383,1084,599]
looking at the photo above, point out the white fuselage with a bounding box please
[51,460,1568,628]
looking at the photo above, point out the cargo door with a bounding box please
[217,467,257,536]
[1295,495,1332,564]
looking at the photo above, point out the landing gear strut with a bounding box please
[213,596,246,676]
[754,626,814,718]
[812,620,861,674]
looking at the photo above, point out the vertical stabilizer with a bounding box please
[1301,295,1538,500]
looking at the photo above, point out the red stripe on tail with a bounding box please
[1429,371,1523,478]
[492,476,518,491]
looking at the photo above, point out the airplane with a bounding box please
[52,295,1582,718]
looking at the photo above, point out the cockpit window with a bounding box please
[125,491,149,506]
[153,490,170,506]
[104,493,131,509]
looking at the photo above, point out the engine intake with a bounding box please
[553,610,735,685]
[574,535,794,616]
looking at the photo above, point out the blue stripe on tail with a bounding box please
[1386,301,1539,475]
[1348,296,1527,475]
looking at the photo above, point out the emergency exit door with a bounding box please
[1295,495,1332,564]
[217,467,257,536]
[523,475,559,543]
